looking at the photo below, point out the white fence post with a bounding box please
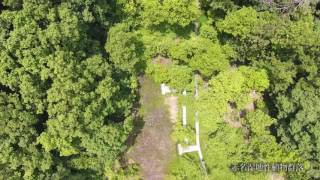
[182,105,187,127]
[177,75,207,175]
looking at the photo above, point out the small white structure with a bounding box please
[182,105,187,126]
[183,90,187,96]
[178,144,198,155]
[177,117,203,160]
[161,83,171,95]
[195,74,199,99]
[195,114,203,161]
[177,112,206,175]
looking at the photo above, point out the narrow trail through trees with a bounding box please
[127,76,175,180]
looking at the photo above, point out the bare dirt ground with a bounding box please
[127,76,174,180]
[164,96,178,123]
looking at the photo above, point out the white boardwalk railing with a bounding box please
[159,75,207,175]
[177,74,207,175]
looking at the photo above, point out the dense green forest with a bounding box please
[1,0,320,179]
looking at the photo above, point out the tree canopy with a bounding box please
[0,1,139,179]
[1,0,320,179]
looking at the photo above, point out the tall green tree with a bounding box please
[106,23,143,72]
[276,79,320,178]
[0,0,139,178]
[141,0,201,28]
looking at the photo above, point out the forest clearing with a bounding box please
[127,76,175,180]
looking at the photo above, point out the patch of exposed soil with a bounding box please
[224,103,243,128]
[164,96,178,123]
[127,76,174,180]
[224,90,262,127]
[152,55,172,65]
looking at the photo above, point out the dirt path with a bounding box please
[127,76,175,180]
[164,96,178,123]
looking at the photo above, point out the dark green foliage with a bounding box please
[215,4,320,179]
[0,92,50,179]
[106,23,144,72]
[277,79,320,177]
[0,0,139,179]
[200,0,239,20]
